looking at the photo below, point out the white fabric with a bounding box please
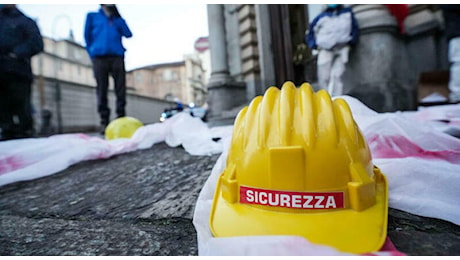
[314,12,353,50]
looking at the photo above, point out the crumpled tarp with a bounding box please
[342,96,460,227]
[1,96,459,255]
[0,113,221,187]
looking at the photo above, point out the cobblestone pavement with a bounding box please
[0,142,459,255]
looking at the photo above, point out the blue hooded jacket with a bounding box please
[84,8,132,58]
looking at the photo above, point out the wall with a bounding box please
[32,78,174,134]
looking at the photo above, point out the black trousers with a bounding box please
[92,56,127,125]
[0,74,34,140]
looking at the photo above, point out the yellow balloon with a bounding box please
[104,116,144,140]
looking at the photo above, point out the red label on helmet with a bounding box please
[239,186,344,209]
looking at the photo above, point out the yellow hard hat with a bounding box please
[209,82,388,254]
[105,116,143,140]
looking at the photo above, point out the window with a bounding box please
[57,60,63,71]
[163,69,173,81]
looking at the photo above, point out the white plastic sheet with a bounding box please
[341,96,460,227]
[163,112,222,156]
[0,112,221,187]
[347,105,460,227]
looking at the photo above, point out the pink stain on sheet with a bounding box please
[70,133,139,160]
[368,134,460,163]
[0,155,30,176]
[73,133,92,139]
[363,237,406,256]
[379,237,404,254]
[448,119,460,126]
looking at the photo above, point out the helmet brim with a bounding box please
[209,173,388,254]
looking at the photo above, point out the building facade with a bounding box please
[30,36,174,134]
[126,49,209,107]
[127,61,186,102]
[206,4,449,125]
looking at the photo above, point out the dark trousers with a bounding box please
[92,56,127,125]
[0,75,34,140]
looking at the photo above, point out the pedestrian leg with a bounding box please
[92,57,111,125]
[329,54,346,96]
[111,56,127,118]
[0,79,14,140]
[13,78,34,138]
[317,50,333,92]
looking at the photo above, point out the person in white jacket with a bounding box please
[306,4,359,96]
[440,5,460,103]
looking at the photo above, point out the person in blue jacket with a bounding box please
[0,4,43,141]
[306,4,359,96]
[84,4,132,134]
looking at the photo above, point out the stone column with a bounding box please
[342,4,415,112]
[255,4,276,95]
[206,4,246,126]
[404,5,447,104]
[406,7,448,68]
[207,4,232,85]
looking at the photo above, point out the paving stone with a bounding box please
[0,215,196,256]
